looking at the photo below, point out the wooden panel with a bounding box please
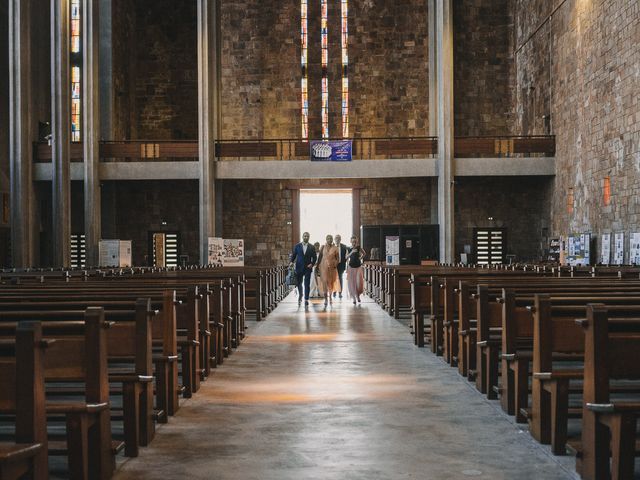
[375,139,437,156]
[454,138,495,156]
[35,142,84,161]
[107,323,136,357]
[216,142,278,158]
[44,337,86,380]
[513,138,555,155]
[100,142,141,158]
[0,360,16,409]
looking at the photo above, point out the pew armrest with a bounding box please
[153,355,179,364]
[0,443,43,463]
[110,374,154,383]
[46,401,109,414]
[587,402,640,413]
[533,370,583,381]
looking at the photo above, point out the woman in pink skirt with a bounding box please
[346,236,366,304]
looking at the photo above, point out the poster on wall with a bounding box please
[548,238,561,262]
[310,140,353,161]
[99,240,131,267]
[600,234,611,265]
[614,233,625,265]
[385,236,400,265]
[566,234,591,266]
[630,233,640,265]
[207,237,225,266]
[119,241,132,267]
[223,239,245,266]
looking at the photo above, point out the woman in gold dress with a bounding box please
[317,234,341,307]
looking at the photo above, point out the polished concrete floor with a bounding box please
[114,294,577,480]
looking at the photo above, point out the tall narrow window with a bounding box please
[300,0,309,139]
[567,188,574,214]
[70,0,81,142]
[321,0,329,139]
[341,0,349,138]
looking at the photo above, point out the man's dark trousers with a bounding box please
[297,268,313,301]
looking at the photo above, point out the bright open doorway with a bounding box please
[299,189,353,247]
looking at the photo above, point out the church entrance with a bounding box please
[299,189,353,248]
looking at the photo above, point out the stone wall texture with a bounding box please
[513,0,640,251]
[348,0,429,138]
[221,178,432,266]
[454,0,514,136]
[111,0,198,140]
[101,180,199,266]
[455,177,552,261]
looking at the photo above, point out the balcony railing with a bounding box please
[33,135,555,163]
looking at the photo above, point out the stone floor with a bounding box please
[114,294,578,480]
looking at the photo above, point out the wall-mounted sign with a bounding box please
[223,239,245,266]
[614,233,625,265]
[600,234,611,265]
[310,140,352,161]
[631,233,640,265]
[207,237,224,266]
[99,239,131,267]
[567,233,590,266]
[385,236,399,265]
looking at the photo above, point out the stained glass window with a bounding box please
[301,0,309,139]
[321,0,329,139]
[71,0,81,142]
[341,0,349,138]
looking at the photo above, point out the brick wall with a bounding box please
[348,0,429,138]
[101,180,199,266]
[111,0,198,140]
[221,1,300,139]
[513,0,640,248]
[454,0,514,136]
[455,177,552,261]
[221,178,432,266]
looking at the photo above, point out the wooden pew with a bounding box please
[578,305,640,480]
[45,308,114,480]
[528,298,640,455]
[0,322,48,480]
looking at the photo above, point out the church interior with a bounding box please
[0,0,639,479]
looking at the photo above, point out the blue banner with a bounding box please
[310,140,353,161]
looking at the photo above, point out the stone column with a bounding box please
[197,0,219,264]
[51,0,72,268]
[84,0,101,267]
[436,0,455,263]
[9,0,35,268]
[98,0,112,139]
[428,0,438,137]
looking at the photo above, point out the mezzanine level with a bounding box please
[33,136,555,181]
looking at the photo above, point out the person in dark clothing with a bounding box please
[290,232,317,306]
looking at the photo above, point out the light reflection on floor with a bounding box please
[202,374,421,404]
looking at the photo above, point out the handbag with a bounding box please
[286,266,298,286]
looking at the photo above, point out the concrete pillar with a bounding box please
[197,0,218,264]
[51,0,72,268]
[436,0,455,263]
[9,0,35,268]
[98,0,112,139]
[428,0,438,137]
[84,0,101,266]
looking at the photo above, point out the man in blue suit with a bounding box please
[290,232,317,306]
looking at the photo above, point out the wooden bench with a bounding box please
[0,322,48,480]
[577,305,640,480]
